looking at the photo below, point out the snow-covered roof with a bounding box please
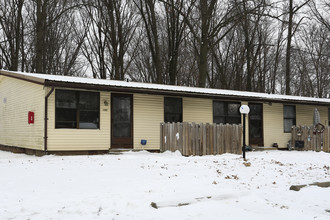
[1,69,330,105]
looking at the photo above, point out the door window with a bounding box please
[112,96,131,137]
[249,104,262,138]
[249,103,263,146]
[111,94,133,149]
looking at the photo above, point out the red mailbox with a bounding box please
[28,111,34,124]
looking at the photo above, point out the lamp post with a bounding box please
[240,105,250,160]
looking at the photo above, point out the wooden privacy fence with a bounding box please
[160,122,242,156]
[291,125,329,152]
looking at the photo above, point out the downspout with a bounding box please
[44,87,55,153]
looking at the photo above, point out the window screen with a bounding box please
[55,90,100,129]
[164,97,182,123]
[213,101,241,124]
[112,96,132,137]
[284,105,296,133]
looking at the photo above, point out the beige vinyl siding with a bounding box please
[296,105,328,126]
[133,94,163,150]
[263,103,290,148]
[183,97,212,123]
[47,89,110,151]
[0,76,44,150]
[263,103,328,149]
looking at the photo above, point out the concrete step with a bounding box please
[108,148,142,155]
[252,146,278,151]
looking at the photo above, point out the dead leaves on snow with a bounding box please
[225,175,239,180]
[243,162,251,167]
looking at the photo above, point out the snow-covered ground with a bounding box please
[0,150,329,220]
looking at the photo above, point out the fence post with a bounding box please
[190,123,194,156]
[291,126,296,149]
[164,123,167,152]
[195,124,198,156]
[167,123,171,152]
[303,126,308,151]
[327,127,330,152]
[187,123,191,155]
[325,127,330,152]
[238,125,243,154]
[307,126,311,151]
[202,124,206,155]
[178,123,183,154]
[229,124,233,154]
[198,123,203,156]
[210,124,214,155]
[213,124,217,155]
[316,132,321,152]
[166,123,170,152]
[233,125,238,154]
[313,131,316,151]
[160,123,163,152]
[182,122,187,156]
[197,124,201,156]
[206,123,210,155]
[216,124,220,154]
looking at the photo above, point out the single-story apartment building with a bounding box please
[0,69,329,154]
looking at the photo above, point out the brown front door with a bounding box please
[111,93,133,148]
[248,103,263,146]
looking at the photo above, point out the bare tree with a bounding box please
[104,0,139,80]
[284,0,311,95]
[234,0,270,92]
[296,24,330,97]
[310,0,330,31]
[163,0,186,85]
[268,19,286,94]
[133,0,164,83]
[33,0,84,75]
[1,0,329,98]
[80,0,107,79]
[162,0,267,88]
[0,0,24,71]
[210,0,277,92]
[81,0,139,80]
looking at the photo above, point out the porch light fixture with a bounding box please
[240,105,250,160]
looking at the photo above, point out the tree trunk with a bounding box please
[149,1,162,84]
[198,0,209,87]
[10,0,23,71]
[285,0,294,95]
[36,0,47,73]
[198,42,208,87]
